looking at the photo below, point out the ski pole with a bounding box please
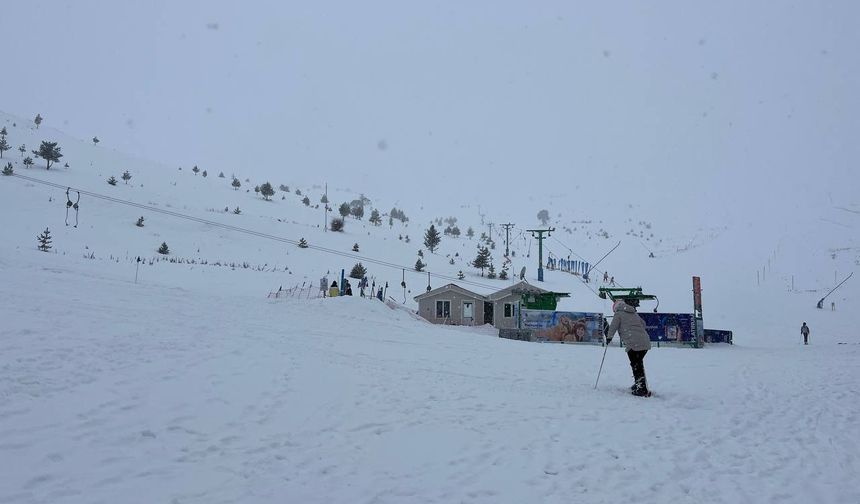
[594,335,609,389]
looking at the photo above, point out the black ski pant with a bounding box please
[803,334,808,345]
[627,349,648,389]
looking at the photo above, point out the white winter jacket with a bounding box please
[606,300,652,352]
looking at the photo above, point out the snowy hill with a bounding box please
[2,109,859,503]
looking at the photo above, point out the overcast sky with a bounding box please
[3,1,858,226]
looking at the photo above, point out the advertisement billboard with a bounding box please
[521,310,604,343]
[637,313,697,343]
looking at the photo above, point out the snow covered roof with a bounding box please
[485,280,548,301]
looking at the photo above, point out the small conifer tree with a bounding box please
[415,258,425,272]
[499,265,509,280]
[218,172,225,178]
[19,144,26,157]
[350,204,364,220]
[418,249,424,257]
[260,182,275,200]
[107,176,117,186]
[231,178,241,190]
[369,209,382,225]
[0,127,6,135]
[330,217,345,232]
[487,263,497,279]
[472,245,491,276]
[302,196,310,206]
[0,135,9,158]
[298,237,309,248]
[122,170,132,184]
[352,243,359,252]
[449,258,455,265]
[457,270,465,280]
[295,188,302,195]
[136,216,145,227]
[32,141,62,170]
[37,227,52,251]
[254,185,260,194]
[92,136,99,145]
[2,163,13,176]
[233,207,241,214]
[23,157,33,169]
[158,242,169,255]
[424,224,441,252]
[34,114,43,129]
[320,194,329,204]
[192,165,200,175]
[338,202,350,217]
[349,262,367,279]
[467,227,474,239]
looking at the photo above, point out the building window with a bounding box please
[436,300,451,318]
[504,303,513,318]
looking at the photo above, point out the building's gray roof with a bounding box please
[413,283,484,302]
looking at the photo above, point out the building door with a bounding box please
[463,301,474,324]
[484,302,494,325]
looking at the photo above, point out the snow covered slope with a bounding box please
[1,110,859,503]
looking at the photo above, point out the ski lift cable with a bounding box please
[11,173,502,291]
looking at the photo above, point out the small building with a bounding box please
[413,281,549,328]
[414,283,486,326]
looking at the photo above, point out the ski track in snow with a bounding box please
[1,253,859,504]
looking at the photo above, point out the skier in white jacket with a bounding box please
[606,299,652,396]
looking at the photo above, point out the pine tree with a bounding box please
[424,224,441,252]
[259,182,274,200]
[472,246,491,276]
[136,216,145,227]
[466,227,474,239]
[2,163,13,176]
[34,114,43,129]
[338,202,350,217]
[232,178,241,190]
[122,170,132,184]
[388,215,394,228]
[107,176,117,186]
[330,217,345,232]
[415,258,425,272]
[202,170,208,177]
[417,249,424,257]
[350,204,364,220]
[302,196,310,206]
[23,157,33,169]
[92,136,99,146]
[352,243,359,252]
[158,242,169,255]
[0,127,6,136]
[218,172,225,178]
[457,270,465,280]
[192,165,200,175]
[537,209,550,226]
[449,258,455,265]
[320,194,329,204]
[298,238,309,248]
[279,184,290,192]
[233,207,241,214]
[369,209,382,225]
[32,141,62,170]
[254,185,260,194]
[487,263,497,279]
[349,262,367,279]
[0,135,9,158]
[499,265,509,280]
[37,227,52,251]
[18,144,26,157]
[295,188,302,195]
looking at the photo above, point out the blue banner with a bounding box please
[637,313,697,343]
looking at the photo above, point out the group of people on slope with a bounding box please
[323,275,384,301]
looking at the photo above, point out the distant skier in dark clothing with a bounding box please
[376,288,384,301]
[606,299,653,396]
[801,322,810,345]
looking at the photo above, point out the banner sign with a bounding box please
[521,310,604,343]
[637,313,697,343]
[704,329,733,344]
